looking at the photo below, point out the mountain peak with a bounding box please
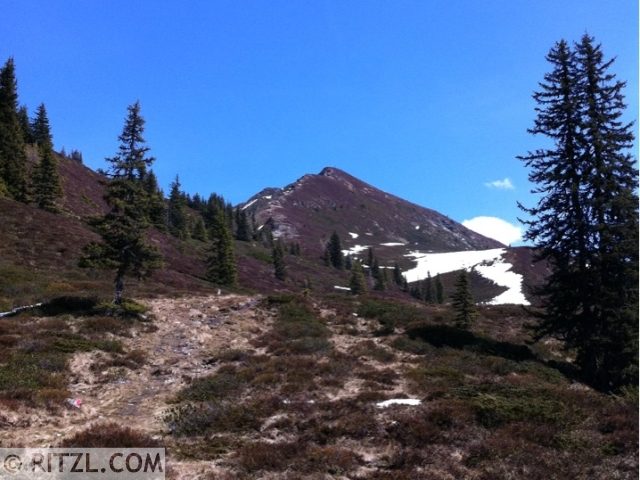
[241,167,504,255]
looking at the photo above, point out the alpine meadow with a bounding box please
[0,3,637,479]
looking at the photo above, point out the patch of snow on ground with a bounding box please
[365,232,374,236]
[376,399,422,408]
[342,245,370,256]
[380,242,404,247]
[403,248,505,282]
[264,195,272,200]
[334,286,351,292]
[403,248,529,305]
[348,232,359,239]
[476,261,530,305]
[241,198,258,210]
[415,225,420,230]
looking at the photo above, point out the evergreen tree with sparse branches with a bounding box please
[451,270,476,329]
[422,273,433,303]
[519,35,638,391]
[142,169,167,230]
[0,58,28,201]
[17,105,32,144]
[192,216,208,242]
[31,103,62,212]
[349,260,367,295]
[206,207,237,286]
[167,175,189,239]
[79,102,162,304]
[327,231,344,269]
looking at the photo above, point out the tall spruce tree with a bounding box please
[17,105,32,144]
[373,265,387,291]
[519,35,638,390]
[235,207,251,241]
[0,58,28,201]
[423,272,434,303]
[142,169,167,230]
[206,207,237,286]
[79,102,162,304]
[192,216,208,242]
[167,175,189,239]
[451,270,476,329]
[31,103,62,211]
[327,231,344,269]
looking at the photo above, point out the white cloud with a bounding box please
[484,178,515,190]
[462,216,522,246]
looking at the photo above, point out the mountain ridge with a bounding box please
[242,165,504,255]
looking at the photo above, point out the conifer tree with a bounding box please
[206,207,237,286]
[349,260,367,295]
[410,283,422,301]
[451,270,476,329]
[374,266,387,291]
[142,169,167,230]
[327,231,344,269]
[31,104,62,211]
[0,58,28,201]
[192,216,208,242]
[392,263,403,286]
[272,240,286,281]
[235,207,251,241]
[435,275,444,304]
[519,35,638,390]
[167,175,189,239]
[31,103,52,146]
[371,257,380,280]
[344,254,352,270]
[17,105,32,144]
[423,272,433,303]
[79,102,162,304]
[366,248,374,277]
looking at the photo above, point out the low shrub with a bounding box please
[38,296,100,316]
[236,441,303,473]
[406,324,535,362]
[454,384,568,428]
[61,422,160,447]
[177,371,246,402]
[357,299,425,333]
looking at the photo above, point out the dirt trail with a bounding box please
[0,294,270,448]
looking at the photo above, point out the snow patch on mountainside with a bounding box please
[342,245,371,256]
[403,248,529,305]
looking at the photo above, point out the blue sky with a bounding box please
[2,1,637,244]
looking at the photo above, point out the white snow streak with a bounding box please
[380,242,405,247]
[402,248,529,305]
[342,245,370,256]
[334,286,351,292]
[376,398,422,408]
[241,198,258,210]
[348,232,359,239]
